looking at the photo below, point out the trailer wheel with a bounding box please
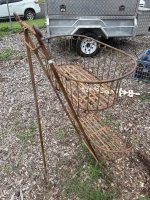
[77,32,100,57]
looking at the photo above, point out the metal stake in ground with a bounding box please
[24,28,47,181]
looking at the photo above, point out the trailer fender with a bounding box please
[72,27,108,39]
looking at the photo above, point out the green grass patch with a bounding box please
[38,0,45,3]
[60,142,116,199]
[81,142,107,176]
[0,18,46,39]
[0,47,23,60]
[81,142,89,153]
[2,163,20,173]
[56,130,65,137]
[0,18,46,29]
[140,94,150,103]
[0,48,14,60]
[15,123,36,143]
[138,197,150,200]
[64,177,116,200]
[87,161,102,179]
[103,116,120,129]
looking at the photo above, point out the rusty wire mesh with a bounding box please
[48,35,136,112]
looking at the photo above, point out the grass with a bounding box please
[0,18,46,39]
[81,142,107,174]
[2,164,13,173]
[103,116,120,129]
[81,142,89,153]
[56,130,65,137]
[0,48,14,60]
[64,177,115,200]
[38,0,45,2]
[61,142,114,199]
[15,123,36,143]
[138,197,150,200]
[140,94,150,103]
[0,47,23,60]
[3,163,20,173]
[0,18,45,28]
[2,121,37,174]
[81,143,103,178]
[87,161,102,179]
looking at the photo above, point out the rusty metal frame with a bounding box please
[14,13,138,180]
[14,13,102,178]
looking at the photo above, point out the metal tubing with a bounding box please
[24,29,47,181]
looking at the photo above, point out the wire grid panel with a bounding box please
[133,63,150,81]
[79,113,138,161]
[48,35,136,112]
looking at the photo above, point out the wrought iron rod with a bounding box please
[24,29,47,181]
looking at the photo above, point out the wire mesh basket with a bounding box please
[48,35,136,112]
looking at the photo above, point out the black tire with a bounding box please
[24,10,35,20]
[77,32,100,57]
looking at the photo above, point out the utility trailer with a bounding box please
[45,0,150,56]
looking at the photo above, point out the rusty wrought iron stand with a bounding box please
[14,13,138,181]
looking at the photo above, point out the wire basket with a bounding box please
[47,35,138,161]
[48,35,136,112]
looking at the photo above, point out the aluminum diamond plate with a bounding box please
[47,0,139,16]
[137,10,150,35]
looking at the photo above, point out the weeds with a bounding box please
[56,130,65,137]
[2,164,13,173]
[140,94,150,103]
[62,142,114,199]
[2,163,20,173]
[0,27,21,40]
[81,142,104,177]
[138,197,150,200]
[63,167,115,199]
[0,47,23,60]
[15,122,36,143]
[81,142,88,153]
[103,117,112,124]
[103,116,120,129]
[64,177,116,200]
[0,48,14,60]
[87,162,101,179]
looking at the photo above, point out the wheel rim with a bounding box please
[80,38,97,55]
[26,12,34,20]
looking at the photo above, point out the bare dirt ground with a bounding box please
[0,31,150,200]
